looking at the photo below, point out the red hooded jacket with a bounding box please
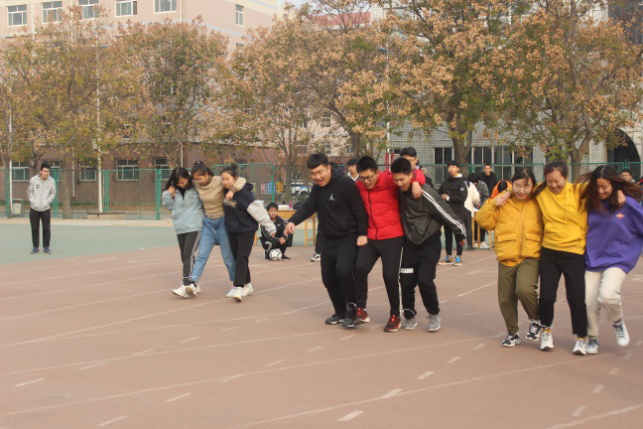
[356,169,426,240]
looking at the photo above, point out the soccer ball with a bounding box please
[268,249,283,261]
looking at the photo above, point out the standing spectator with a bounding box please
[481,163,498,194]
[469,173,490,248]
[346,158,359,181]
[463,174,481,250]
[261,202,291,260]
[437,161,468,266]
[28,163,56,254]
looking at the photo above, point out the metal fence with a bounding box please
[0,161,638,219]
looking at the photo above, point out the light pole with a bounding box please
[96,43,107,213]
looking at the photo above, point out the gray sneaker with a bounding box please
[613,321,630,347]
[587,337,599,355]
[427,314,441,332]
[572,337,588,356]
[402,317,417,330]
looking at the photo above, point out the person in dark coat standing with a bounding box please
[437,161,468,266]
[481,163,498,194]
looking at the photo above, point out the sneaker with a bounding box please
[30,247,39,254]
[573,337,588,356]
[480,242,490,249]
[427,314,441,332]
[501,333,521,347]
[613,321,630,347]
[453,256,462,267]
[526,320,542,341]
[438,256,454,265]
[43,247,52,254]
[185,283,200,297]
[342,309,356,329]
[310,253,321,262]
[282,255,291,260]
[587,337,599,355]
[540,328,554,351]
[325,314,345,325]
[466,245,475,251]
[402,317,418,330]
[355,308,370,324]
[232,287,243,302]
[241,283,254,297]
[225,287,237,298]
[384,315,401,332]
[172,285,189,298]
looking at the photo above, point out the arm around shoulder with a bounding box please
[475,198,498,230]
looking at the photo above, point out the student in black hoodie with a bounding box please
[221,165,276,303]
[438,160,468,266]
[285,153,368,325]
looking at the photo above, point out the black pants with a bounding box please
[30,208,51,248]
[320,234,357,315]
[401,234,442,319]
[315,227,323,254]
[463,209,473,247]
[178,231,200,285]
[262,239,288,257]
[228,231,255,287]
[539,247,587,337]
[353,237,404,315]
[444,227,463,256]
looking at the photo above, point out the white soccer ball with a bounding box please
[269,249,283,261]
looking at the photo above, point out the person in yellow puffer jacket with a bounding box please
[476,168,543,348]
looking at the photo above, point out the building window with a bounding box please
[154,158,171,180]
[320,114,331,128]
[8,5,27,27]
[434,147,453,165]
[80,166,97,181]
[155,0,176,13]
[235,4,244,26]
[116,159,139,181]
[116,0,137,17]
[42,2,62,23]
[79,0,99,20]
[12,162,30,182]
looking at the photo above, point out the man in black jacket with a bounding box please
[481,163,498,194]
[438,160,468,266]
[285,154,368,326]
[392,158,466,332]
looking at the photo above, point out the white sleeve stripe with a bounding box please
[421,190,465,234]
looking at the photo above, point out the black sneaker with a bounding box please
[342,308,356,329]
[526,321,542,341]
[501,333,521,347]
[325,314,345,325]
[282,255,291,260]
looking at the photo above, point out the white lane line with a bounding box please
[546,404,643,429]
[338,411,363,422]
[307,346,322,353]
[90,257,119,262]
[472,343,486,350]
[222,375,243,383]
[256,318,271,323]
[97,415,129,427]
[266,359,286,367]
[572,405,586,417]
[132,349,155,356]
[79,362,105,371]
[15,378,44,387]
[221,327,238,333]
[181,337,199,343]
[380,389,402,399]
[165,392,192,403]
[592,385,604,394]
[457,281,496,297]
[624,352,633,360]
[447,356,461,364]
[609,367,620,375]
[340,335,354,341]
[417,371,434,380]
[440,300,448,304]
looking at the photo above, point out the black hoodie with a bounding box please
[289,168,368,240]
[438,175,468,220]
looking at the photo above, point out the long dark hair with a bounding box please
[220,163,239,178]
[580,165,641,213]
[533,160,568,197]
[164,167,193,195]
[191,161,214,177]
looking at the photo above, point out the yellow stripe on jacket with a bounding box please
[535,182,587,255]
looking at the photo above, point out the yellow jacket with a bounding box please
[475,193,543,266]
[535,182,587,255]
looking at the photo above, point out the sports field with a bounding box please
[1,220,642,428]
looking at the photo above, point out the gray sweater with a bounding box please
[27,175,57,212]
[162,188,204,234]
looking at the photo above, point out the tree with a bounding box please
[492,0,642,176]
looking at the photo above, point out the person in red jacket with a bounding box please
[349,156,425,331]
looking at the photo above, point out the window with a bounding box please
[116,0,137,17]
[79,0,99,20]
[80,166,97,181]
[116,159,139,181]
[154,158,171,180]
[42,2,62,23]
[8,5,27,27]
[235,5,244,26]
[434,147,452,165]
[12,162,30,182]
[320,114,331,128]
[155,0,176,13]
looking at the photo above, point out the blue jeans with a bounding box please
[190,217,236,282]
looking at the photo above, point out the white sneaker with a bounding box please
[402,317,417,330]
[573,337,588,356]
[587,337,599,355]
[427,314,441,332]
[185,283,200,297]
[613,321,630,347]
[540,328,554,351]
[226,287,237,298]
[232,287,243,302]
[241,283,254,297]
[480,242,489,249]
[172,285,189,298]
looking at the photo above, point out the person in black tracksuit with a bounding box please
[261,202,291,260]
[392,158,466,331]
[438,160,468,265]
[286,154,368,325]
